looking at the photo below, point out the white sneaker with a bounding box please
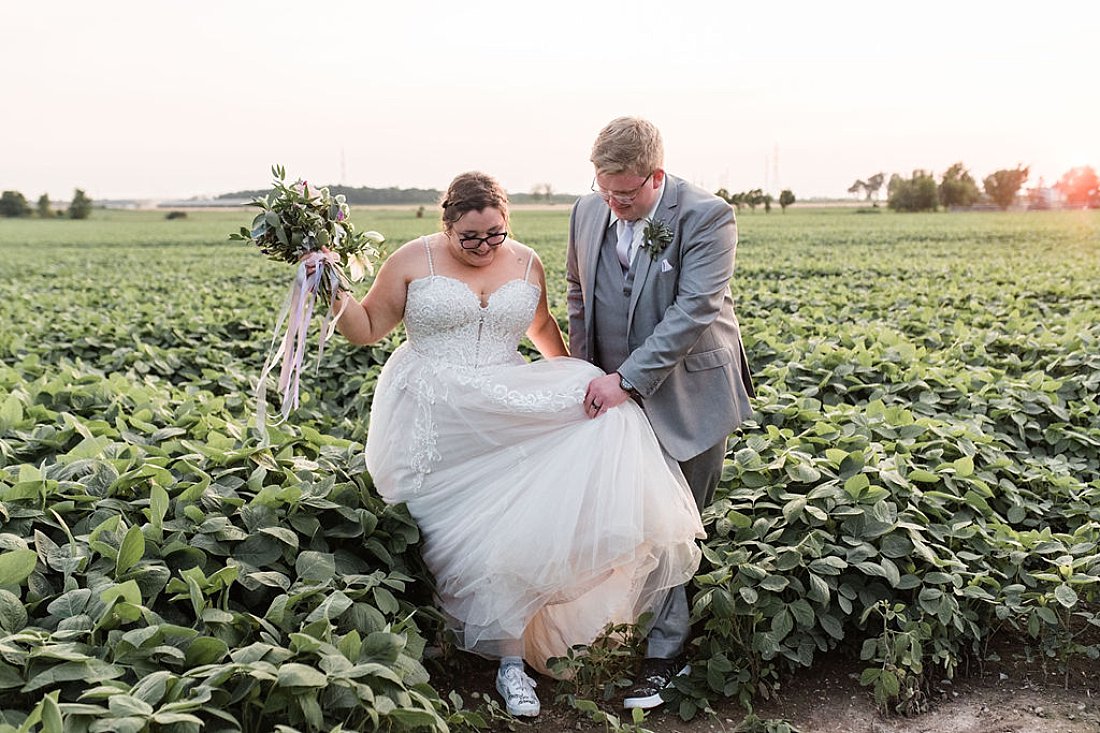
[495,664,540,717]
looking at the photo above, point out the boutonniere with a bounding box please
[640,217,674,259]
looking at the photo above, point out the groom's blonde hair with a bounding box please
[590,117,664,177]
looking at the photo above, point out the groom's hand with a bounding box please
[583,374,629,418]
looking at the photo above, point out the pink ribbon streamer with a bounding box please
[255,250,348,439]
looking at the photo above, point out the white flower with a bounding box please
[347,252,374,282]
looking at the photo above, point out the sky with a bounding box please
[3,0,1098,201]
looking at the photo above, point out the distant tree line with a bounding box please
[715,188,797,213]
[848,164,1098,213]
[219,185,442,205]
[516,182,576,205]
[0,189,92,219]
[1053,166,1100,208]
[219,184,578,207]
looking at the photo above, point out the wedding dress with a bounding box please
[366,238,703,675]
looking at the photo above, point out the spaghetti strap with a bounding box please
[422,236,435,276]
[522,248,536,283]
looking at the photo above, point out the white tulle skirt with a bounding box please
[366,346,703,675]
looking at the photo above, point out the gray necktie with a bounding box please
[616,219,635,270]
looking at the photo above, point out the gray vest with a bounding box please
[592,222,637,373]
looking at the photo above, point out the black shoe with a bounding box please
[623,658,691,710]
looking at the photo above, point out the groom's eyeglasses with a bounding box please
[591,173,653,205]
[458,232,507,250]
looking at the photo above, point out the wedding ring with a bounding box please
[592,402,602,410]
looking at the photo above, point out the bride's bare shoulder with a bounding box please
[378,234,436,281]
[502,238,538,265]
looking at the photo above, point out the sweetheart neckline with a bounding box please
[408,274,540,309]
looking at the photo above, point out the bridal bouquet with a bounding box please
[231,165,384,433]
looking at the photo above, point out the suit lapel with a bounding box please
[627,176,681,332]
[584,200,611,351]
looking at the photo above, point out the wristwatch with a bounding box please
[617,372,639,398]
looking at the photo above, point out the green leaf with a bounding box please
[844,474,870,498]
[807,573,830,604]
[879,533,913,559]
[0,549,38,587]
[819,613,844,639]
[151,712,204,726]
[0,589,28,633]
[101,580,142,608]
[149,485,169,531]
[952,456,974,477]
[839,452,864,479]
[296,551,336,582]
[809,556,847,575]
[185,636,229,666]
[881,669,900,697]
[277,663,327,688]
[234,535,283,568]
[771,608,794,640]
[0,396,23,431]
[40,691,63,733]
[258,526,299,548]
[65,436,110,460]
[108,695,154,718]
[790,599,815,627]
[130,670,170,706]
[372,587,399,615]
[908,468,939,483]
[306,591,353,623]
[116,525,145,576]
[1054,584,1078,608]
[22,659,123,693]
[299,690,323,729]
[782,496,807,522]
[759,575,790,592]
[17,464,42,483]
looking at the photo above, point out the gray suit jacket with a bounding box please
[566,174,754,461]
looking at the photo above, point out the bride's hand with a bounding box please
[300,247,337,276]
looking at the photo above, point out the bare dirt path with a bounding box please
[447,652,1100,733]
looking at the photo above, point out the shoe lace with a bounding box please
[639,661,678,687]
[500,665,538,702]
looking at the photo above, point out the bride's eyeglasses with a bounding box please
[458,232,507,250]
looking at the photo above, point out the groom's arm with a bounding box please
[617,197,736,397]
[565,202,588,360]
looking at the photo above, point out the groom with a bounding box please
[566,117,755,709]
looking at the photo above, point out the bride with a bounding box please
[329,171,703,717]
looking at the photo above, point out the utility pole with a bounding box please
[773,143,780,193]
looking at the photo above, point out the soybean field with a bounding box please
[0,206,1097,732]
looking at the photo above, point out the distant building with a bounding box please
[1025,179,1067,210]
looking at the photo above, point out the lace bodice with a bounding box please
[404,275,539,367]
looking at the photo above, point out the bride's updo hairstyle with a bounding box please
[440,172,510,234]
